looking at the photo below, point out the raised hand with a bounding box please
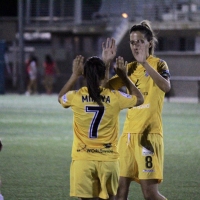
[102,38,117,65]
[72,55,84,77]
[58,55,84,102]
[114,56,128,78]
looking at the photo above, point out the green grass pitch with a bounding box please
[0,95,200,199]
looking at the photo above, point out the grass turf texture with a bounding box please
[0,95,200,200]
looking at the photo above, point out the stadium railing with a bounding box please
[167,76,200,103]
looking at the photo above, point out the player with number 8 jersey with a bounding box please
[102,21,170,200]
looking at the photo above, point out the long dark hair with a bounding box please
[27,55,37,66]
[83,56,106,106]
[45,54,53,64]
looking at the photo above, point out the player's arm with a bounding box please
[141,61,171,93]
[134,42,170,92]
[58,55,84,103]
[115,56,144,106]
[101,38,117,88]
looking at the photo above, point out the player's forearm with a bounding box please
[58,74,79,102]
[101,62,110,88]
[120,76,144,106]
[142,61,171,93]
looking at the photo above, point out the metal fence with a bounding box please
[24,0,200,26]
[0,41,6,94]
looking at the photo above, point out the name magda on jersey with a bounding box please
[60,87,137,161]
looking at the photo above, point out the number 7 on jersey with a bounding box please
[85,106,105,138]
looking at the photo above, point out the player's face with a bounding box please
[129,31,151,58]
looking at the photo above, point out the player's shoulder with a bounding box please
[157,58,168,70]
[103,88,132,99]
[127,61,137,68]
[127,61,137,76]
[64,87,86,100]
[151,55,167,65]
[74,86,88,94]
[101,88,119,97]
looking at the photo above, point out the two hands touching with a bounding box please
[71,37,128,80]
[102,37,149,75]
[101,37,170,93]
[101,37,144,106]
[102,38,128,80]
[58,37,143,104]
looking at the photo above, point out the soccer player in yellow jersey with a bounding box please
[58,52,144,199]
[102,20,171,200]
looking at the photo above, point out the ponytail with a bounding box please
[84,57,106,106]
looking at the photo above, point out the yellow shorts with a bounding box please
[70,160,119,199]
[118,133,164,183]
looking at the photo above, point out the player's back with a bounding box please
[60,86,137,160]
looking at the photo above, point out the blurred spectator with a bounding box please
[43,54,59,94]
[0,139,2,151]
[25,55,38,95]
[0,139,3,200]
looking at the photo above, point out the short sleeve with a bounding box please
[109,62,137,90]
[157,59,170,78]
[115,90,137,110]
[59,91,75,108]
[108,75,124,90]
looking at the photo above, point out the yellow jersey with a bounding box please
[109,55,170,135]
[60,86,137,161]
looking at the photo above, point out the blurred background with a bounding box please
[0,0,200,101]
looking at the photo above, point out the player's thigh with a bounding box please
[98,161,119,198]
[118,133,138,179]
[116,176,132,199]
[70,160,99,198]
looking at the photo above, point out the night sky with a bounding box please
[0,0,18,16]
[0,0,101,17]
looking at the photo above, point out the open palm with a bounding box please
[102,38,117,65]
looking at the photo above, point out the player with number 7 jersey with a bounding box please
[60,86,138,161]
[58,55,143,200]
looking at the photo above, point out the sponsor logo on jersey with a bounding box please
[135,79,140,88]
[62,94,67,103]
[76,143,114,154]
[144,70,149,77]
[142,147,154,156]
[77,147,114,154]
[132,103,150,109]
[143,169,154,173]
[103,143,112,148]
[86,149,114,153]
